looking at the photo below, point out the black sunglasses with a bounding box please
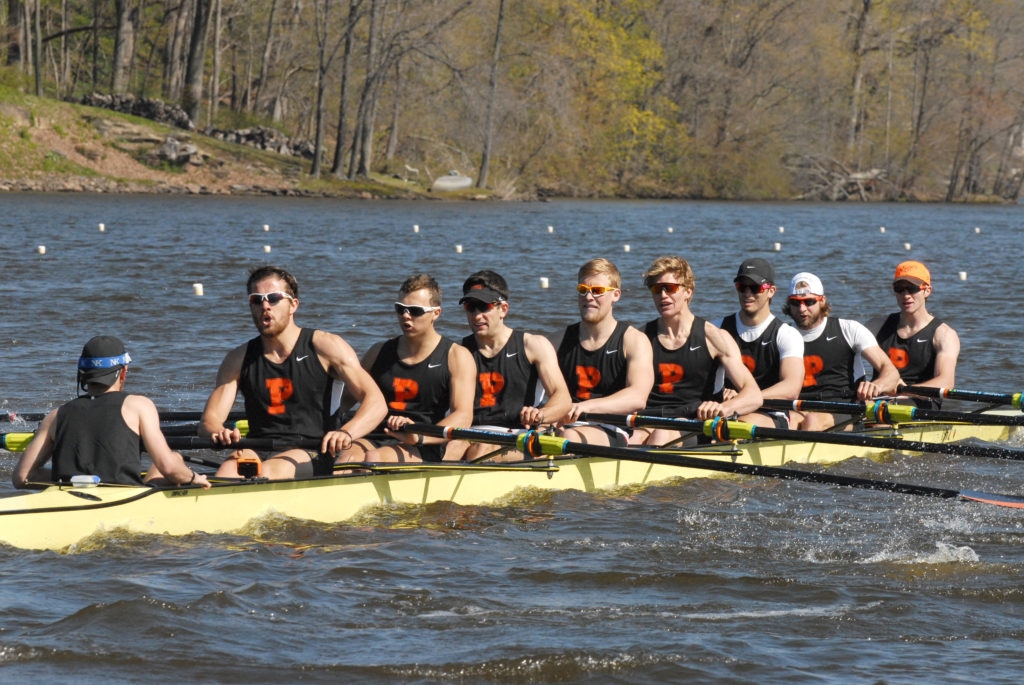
[893,283,924,295]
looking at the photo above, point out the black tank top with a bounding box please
[720,314,783,390]
[462,329,538,426]
[371,336,455,424]
[799,317,857,401]
[557,321,629,402]
[239,328,336,441]
[874,313,943,385]
[51,391,145,485]
[644,317,718,413]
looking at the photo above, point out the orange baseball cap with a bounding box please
[893,261,930,286]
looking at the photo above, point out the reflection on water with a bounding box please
[1,195,1023,681]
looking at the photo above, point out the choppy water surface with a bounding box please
[1,195,1023,682]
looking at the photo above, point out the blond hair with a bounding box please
[577,258,621,289]
[642,256,695,292]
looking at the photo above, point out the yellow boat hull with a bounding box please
[0,418,1014,551]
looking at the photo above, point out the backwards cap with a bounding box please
[78,335,131,392]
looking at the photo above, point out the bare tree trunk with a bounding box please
[31,0,40,95]
[208,0,221,127]
[476,0,505,189]
[60,0,69,94]
[91,0,99,86]
[5,0,21,66]
[330,0,359,176]
[112,0,138,93]
[182,0,214,125]
[354,0,381,178]
[254,0,278,113]
[310,0,333,178]
[165,0,192,101]
[384,62,402,166]
[846,0,871,165]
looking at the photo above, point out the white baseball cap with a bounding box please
[789,272,824,297]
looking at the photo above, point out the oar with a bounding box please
[902,385,1024,409]
[581,412,1024,464]
[407,423,1024,509]
[0,431,293,453]
[762,398,1024,426]
[0,410,247,424]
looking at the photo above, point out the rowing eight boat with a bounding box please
[0,413,1017,551]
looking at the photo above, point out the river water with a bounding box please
[1,195,1023,682]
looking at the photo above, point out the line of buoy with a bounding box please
[879,226,886,233]
[959,271,968,281]
[263,224,270,232]
[193,283,204,296]
[667,227,673,233]
[413,224,420,233]
[773,242,781,252]
[623,244,631,252]
[778,226,785,234]
[455,245,463,254]
[547,225,554,233]
[903,242,911,250]
[264,245,271,253]
[539,277,549,289]
[974,227,981,234]
[98,223,105,232]
[36,245,45,254]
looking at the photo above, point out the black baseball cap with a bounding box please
[78,336,131,391]
[734,258,775,286]
[458,285,505,305]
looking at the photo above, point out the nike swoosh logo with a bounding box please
[605,349,618,355]
[826,336,838,342]
[915,338,928,343]
[689,345,703,351]
[761,341,772,346]
[296,355,309,362]
[506,351,518,358]
[428,362,443,368]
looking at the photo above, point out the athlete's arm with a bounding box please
[705,323,762,418]
[567,326,654,420]
[857,346,900,399]
[522,332,571,426]
[760,325,804,400]
[199,343,246,444]
[12,409,57,488]
[128,395,210,488]
[314,331,388,456]
[926,323,959,388]
[441,343,477,433]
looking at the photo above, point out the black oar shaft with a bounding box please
[763,398,1024,426]
[407,424,1014,505]
[903,385,1023,408]
[582,412,1024,463]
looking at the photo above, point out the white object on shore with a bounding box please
[431,171,473,192]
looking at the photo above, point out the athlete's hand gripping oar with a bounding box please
[762,398,1024,426]
[0,421,253,451]
[901,385,1024,409]
[408,423,1024,509]
[581,412,1024,464]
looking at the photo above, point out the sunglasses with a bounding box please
[648,282,685,296]
[893,283,924,295]
[248,291,295,306]
[734,281,772,295]
[577,284,616,297]
[394,302,440,317]
[462,300,497,314]
[787,296,822,308]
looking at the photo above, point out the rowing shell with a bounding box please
[0,415,1015,551]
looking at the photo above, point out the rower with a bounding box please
[336,273,476,463]
[867,261,960,409]
[553,258,653,446]
[13,336,210,489]
[714,257,804,428]
[632,255,761,446]
[445,270,571,461]
[200,266,387,479]
[783,272,900,430]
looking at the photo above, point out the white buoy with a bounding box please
[778,226,785,234]
[193,283,204,296]
[547,225,554,233]
[36,245,45,254]
[667,227,674,233]
[880,226,886,233]
[773,242,782,252]
[98,223,105,232]
[264,245,271,253]
[959,271,967,281]
[539,277,549,289]
[974,227,981,234]
[455,244,463,253]
[263,224,270,232]
[623,244,631,252]
[903,242,911,251]
[413,224,420,233]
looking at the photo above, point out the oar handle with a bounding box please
[763,398,1024,426]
